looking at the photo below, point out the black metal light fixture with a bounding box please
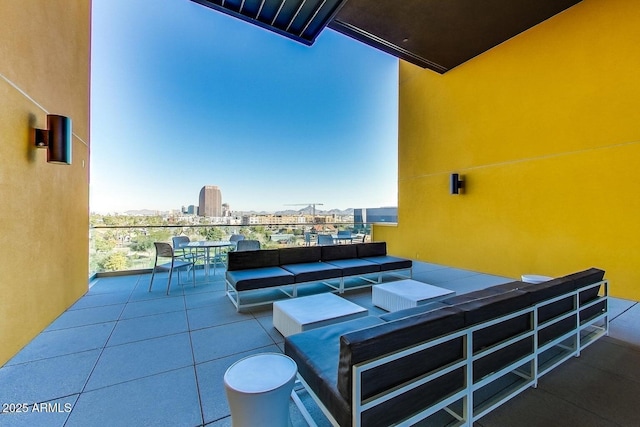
[34,114,72,165]
[450,173,465,194]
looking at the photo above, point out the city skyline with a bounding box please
[90,0,398,214]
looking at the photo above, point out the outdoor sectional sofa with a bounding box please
[285,267,608,427]
[225,242,413,311]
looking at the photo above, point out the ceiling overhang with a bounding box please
[190,0,348,45]
[191,0,583,73]
[329,0,583,73]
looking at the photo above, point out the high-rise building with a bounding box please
[198,185,222,217]
[354,207,398,224]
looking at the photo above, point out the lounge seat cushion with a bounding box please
[280,262,342,283]
[226,267,294,291]
[361,255,412,271]
[227,249,280,271]
[285,316,385,427]
[323,258,380,276]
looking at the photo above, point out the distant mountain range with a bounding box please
[238,206,355,216]
[121,206,354,216]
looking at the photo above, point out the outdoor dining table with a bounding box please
[186,240,233,276]
[331,235,353,244]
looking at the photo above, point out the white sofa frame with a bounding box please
[225,265,413,311]
[292,280,608,427]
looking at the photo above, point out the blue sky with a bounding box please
[90,0,398,213]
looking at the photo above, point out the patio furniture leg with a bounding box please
[148,268,157,292]
[166,268,174,295]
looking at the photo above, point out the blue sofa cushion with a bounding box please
[280,262,342,283]
[321,244,358,261]
[285,316,385,427]
[227,249,279,271]
[355,242,386,257]
[323,258,380,277]
[361,255,412,271]
[225,267,294,291]
[378,301,449,322]
[338,306,465,402]
[279,246,322,265]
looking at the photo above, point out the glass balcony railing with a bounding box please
[89,222,372,277]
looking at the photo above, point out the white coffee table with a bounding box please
[273,293,367,337]
[373,279,456,312]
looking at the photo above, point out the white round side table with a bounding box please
[224,353,297,427]
[521,274,553,284]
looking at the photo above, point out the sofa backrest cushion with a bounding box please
[338,306,465,402]
[226,249,279,271]
[279,246,322,265]
[321,244,357,261]
[566,268,605,304]
[519,276,576,323]
[453,290,531,351]
[355,242,386,258]
[522,277,576,304]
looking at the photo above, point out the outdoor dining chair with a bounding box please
[317,234,334,245]
[172,236,206,265]
[235,240,261,251]
[229,234,245,243]
[148,242,196,295]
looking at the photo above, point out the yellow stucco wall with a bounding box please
[0,1,91,365]
[376,0,640,300]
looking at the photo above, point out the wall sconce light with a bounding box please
[34,115,72,165]
[450,173,465,194]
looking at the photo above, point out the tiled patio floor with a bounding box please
[1,262,639,426]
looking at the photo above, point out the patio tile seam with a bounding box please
[104,328,190,348]
[609,301,638,322]
[67,300,130,311]
[184,295,207,375]
[187,318,254,333]
[77,314,125,396]
[0,348,101,371]
[191,343,281,367]
[203,415,231,426]
[186,320,207,427]
[118,305,187,320]
[45,307,126,332]
[80,364,199,395]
